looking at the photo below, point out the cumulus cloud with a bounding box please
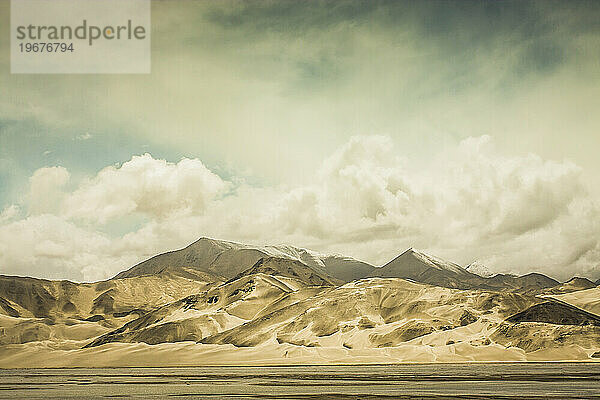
[0,205,20,223]
[63,154,229,224]
[0,136,598,282]
[413,136,585,243]
[29,166,70,214]
[272,135,598,279]
[0,214,131,281]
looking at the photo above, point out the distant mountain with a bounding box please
[114,237,269,280]
[320,255,376,282]
[543,277,597,295]
[114,238,564,293]
[465,261,495,278]
[373,248,469,277]
[486,272,559,293]
[114,237,373,283]
[369,248,560,292]
[370,248,487,290]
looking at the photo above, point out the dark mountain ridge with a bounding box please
[229,257,343,287]
[370,248,559,292]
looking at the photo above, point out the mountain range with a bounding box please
[0,236,599,367]
[115,238,562,292]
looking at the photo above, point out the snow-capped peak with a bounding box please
[406,248,467,275]
[465,261,495,278]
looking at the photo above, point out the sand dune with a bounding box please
[552,287,600,314]
[2,335,597,369]
[85,273,325,347]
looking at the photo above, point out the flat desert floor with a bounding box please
[1,363,599,399]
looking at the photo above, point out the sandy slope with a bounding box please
[1,336,597,369]
[0,273,216,319]
[552,287,600,314]
[85,273,326,347]
[0,273,216,345]
[61,277,598,365]
[542,277,597,295]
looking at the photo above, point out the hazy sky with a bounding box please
[1,0,599,281]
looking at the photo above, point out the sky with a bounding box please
[1,0,599,282]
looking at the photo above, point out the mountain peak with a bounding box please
[465,261,495,278]
[189,236,244,249]
[565,276,594,284]
[557,277,597,291]
[371,247,475,289]
[398,248,468,275]
[114,236,375,282]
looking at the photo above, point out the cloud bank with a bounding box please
[0,135,598,282]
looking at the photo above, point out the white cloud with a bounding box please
[417,135,584,240]
[29,166,70,215]
[1,136,598,282]
[269,135,599,279]
[0,214,130,281]
[63,153,229,224]
[0,205,20,223]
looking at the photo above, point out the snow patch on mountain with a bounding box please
[465,261,495,278]
[408,248,468,275]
